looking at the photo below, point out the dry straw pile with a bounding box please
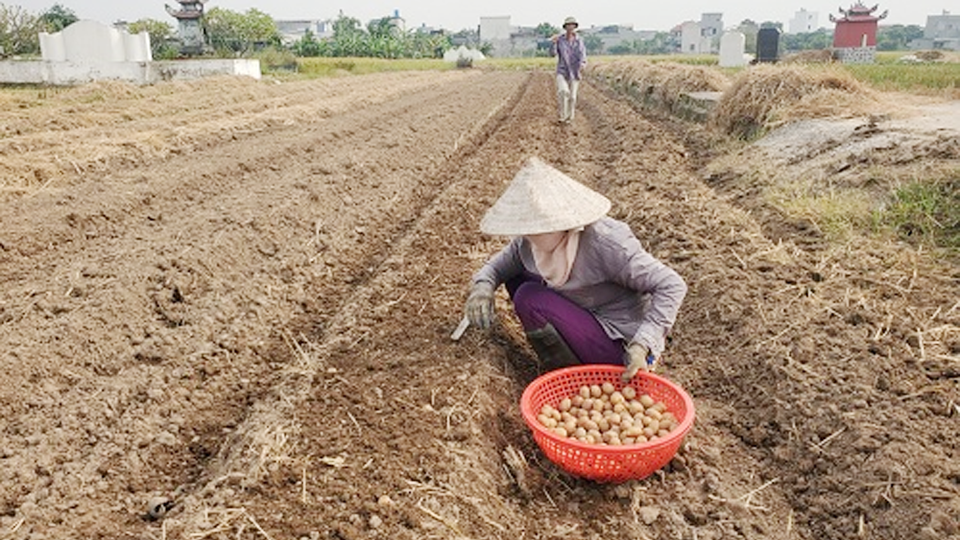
[711,65,884,138]
[590,59,730,112]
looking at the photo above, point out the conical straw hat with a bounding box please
[480,157,611,236]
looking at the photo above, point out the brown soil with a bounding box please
[0,70,957,540]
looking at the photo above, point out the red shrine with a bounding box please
[831,2,888,48]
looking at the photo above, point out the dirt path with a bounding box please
[0,71,957,540]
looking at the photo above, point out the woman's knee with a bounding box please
[512,282,552,328]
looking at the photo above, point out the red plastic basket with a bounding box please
[521,365,695,483]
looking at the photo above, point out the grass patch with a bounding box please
[840,62,960,96]
[295,57,454,77]
[772,184,879,241]
[875,177,960,251]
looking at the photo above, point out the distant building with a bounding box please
[387,9,405,33]
[479,15,512,56]
[678,13,723,54]
[831,1,887,63]
[679,21,702,53]
[581,25,657,53]
[909,11,960,50]
[275,20,333,44]
[789,9,819,33]
[477,16,538,57]
[700,13,723,52]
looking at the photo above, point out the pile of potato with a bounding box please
[536,382,679,446]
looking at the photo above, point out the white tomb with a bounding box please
[0,19,260,85]
[40,19,152,62]
[443,45,485,63]
[719,31,747,67]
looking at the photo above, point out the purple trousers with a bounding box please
[506,274,625,365]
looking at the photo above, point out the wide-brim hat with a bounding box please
[480,157,610,236]
[563,16,579,28]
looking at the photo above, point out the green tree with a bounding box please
[203,7,279,57]
[535,22,559,39]
[781,29,832,52]
[331,13,363,56]
[876,24,923,51]
[634,32,678,55]
[292,28,325,57]
[128,18,177,59]
[737,19,760,54]
[0,3,40,56]
[367,17,394,38]
[583,33,603,55]
[38,3,76,32]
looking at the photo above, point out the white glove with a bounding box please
[622,341,654,382]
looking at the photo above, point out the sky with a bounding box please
[11,1,953,32]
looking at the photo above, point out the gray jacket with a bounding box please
[472,217,687,356]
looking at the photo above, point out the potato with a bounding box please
[539,383,680,446]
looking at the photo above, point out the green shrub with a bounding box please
[255,47,298,72]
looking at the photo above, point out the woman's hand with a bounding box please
[622,341,654,382]
[465,282,496,329]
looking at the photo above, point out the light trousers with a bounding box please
[556,74,580,122]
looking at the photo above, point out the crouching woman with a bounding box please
[465,157,687,382]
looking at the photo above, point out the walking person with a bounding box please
[464,157,688,382]
[550,16,587,124]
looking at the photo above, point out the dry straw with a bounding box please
[590,59,730,112]
[711,65,882,138]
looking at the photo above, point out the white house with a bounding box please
[789,9,819,34]
[479,16,514,57]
